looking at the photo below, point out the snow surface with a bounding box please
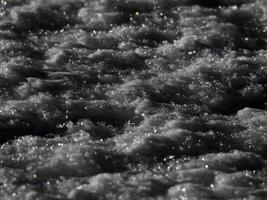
[0,0,267,199]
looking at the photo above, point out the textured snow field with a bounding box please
[0,0,267,199]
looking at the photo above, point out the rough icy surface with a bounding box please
[0,0,267,199]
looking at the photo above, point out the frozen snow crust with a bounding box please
[0,0,267,199]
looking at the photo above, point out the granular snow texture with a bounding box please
[0,0,267,199]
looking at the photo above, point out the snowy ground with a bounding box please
[0,0,267,199]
